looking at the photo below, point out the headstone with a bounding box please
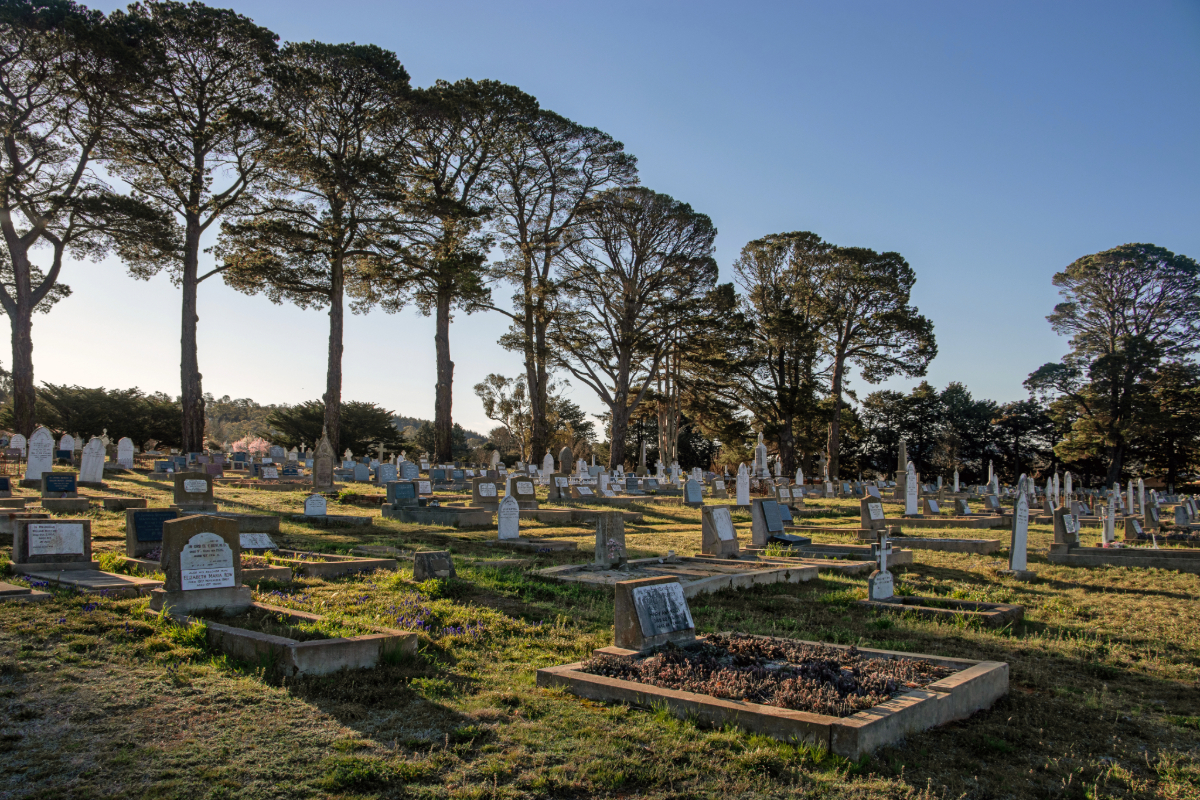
[353,463,370,482]
[41,472,77,496]
[868,532,895,601]
[400,460,419,481]
[0,476,11,497]
[172,471,216,511]
[753,433,768,478]
[736,464,750,506]
[497,494,520,539]
[149,516,251,615]
[542,452,555,477]
[922,496,939,516]
[313,429,335,491]
[116,437,135,469]
[614,577,695,651]
[860,497,886,532]
[304,495,328,516]
[683,478,703,507]
[387,480,419,506]
[558,445,573,474]
[711,478,728,499]
[1008,478,1031,574]
[548,473,570,501]
[472,477,499,510]
[414,551,456,581]
[750,498,785,546]
[511,477,538,506]
[125,508,180,557]
[24,426,54,481]
[904,462,919,515]
[79,437,105,484]
[376,463,398,485]
[595,512,626,567]
[13,519,94,571]
[570,484,596,500]
[10,433,26,457]
[701,505,738,556]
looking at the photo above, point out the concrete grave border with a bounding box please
[148,601,418,677]
[537,634,1008,759]
[857,596,1024,628]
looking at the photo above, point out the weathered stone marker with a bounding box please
[868,531,895,601]
[614,576,695,651]
[149,515,251,615]
[173,471,216,512]
[414,551,456,581]
[303,495,328,516]
[497,494,521,540]
[701,505,738,557]
[125,508,180,558]
[594,512,626,567]
[12,519,96,573]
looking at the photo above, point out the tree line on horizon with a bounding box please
[3,1,1199,487]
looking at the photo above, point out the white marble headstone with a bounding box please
[497,494,520,539]
[24,426,54,481]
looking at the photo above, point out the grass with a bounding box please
[0,470,1198,798]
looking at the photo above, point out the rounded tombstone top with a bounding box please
[558,445,573,466]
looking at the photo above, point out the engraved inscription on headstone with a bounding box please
[497,494,521,539]
[28,522,84,556]
[304,495,328,516]
[632,583,694,638]
[180,532,235,591]
[240,533,277,550]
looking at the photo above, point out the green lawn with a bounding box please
[1,472,1198,798]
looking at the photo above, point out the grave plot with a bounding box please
[1047,506,1200,573]
[146,516,418,674]
[11,518,162,597]
[858,531,1026,625]
[267,549,399,578]
[288,493,372,527]
[535,556,818,598]
[537,576,1009,759]
[695,505,871,576]
[0,579,50,603]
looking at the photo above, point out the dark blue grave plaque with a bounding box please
[625,477,638,492]
[282,467,299,476]
[431,468,447,482]
[387,481,417,504]
[451,469,465,481]
[762,500,784,533]
[133,509,180,542]
[779,503,794,524]
[44,473,76,493]
[233,452,249,462]
[55,449,72,461]
[155,460,172,472]
[0,477,11,492]
[646,479,659,490]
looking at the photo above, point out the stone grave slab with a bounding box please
[536,556,818,598]
[11,519,97,573]
[0,581,51,603]
[616,577,695,651]
[413,551,456,581]
[173,472,217,511]
[701,505,739,557]
[149,516,252,615]
[125,508,181,557]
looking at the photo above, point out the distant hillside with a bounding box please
[393,415,486,442]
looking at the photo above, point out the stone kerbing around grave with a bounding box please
[0,512,49,546]
[104,497,148,511]
[857,596,1024,628]
[538,637,1009,759]
[857,534,1002,555]
[268,549,399,578]
[0,581,51,603]
[150,602,417,677]
[1048,542,1200,574]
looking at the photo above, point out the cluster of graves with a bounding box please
[7,425,1200,757]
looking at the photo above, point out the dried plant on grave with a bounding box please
[581,633,953,717]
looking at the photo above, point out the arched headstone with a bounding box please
[80,437,106,483]
[116,437,135,469]
[24,427,54,480]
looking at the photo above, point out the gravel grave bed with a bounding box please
[581,633,955,717]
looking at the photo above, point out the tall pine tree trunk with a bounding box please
[10,300,35,438]
[324,259,344,456]
[827,356,846,482]
[609,398,630,471]
[525,280,547,462]
[434,287,454,462]
[180,219,205,452]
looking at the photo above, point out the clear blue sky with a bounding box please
[41,0,1200,436]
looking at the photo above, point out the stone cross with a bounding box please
[868,530,894,601]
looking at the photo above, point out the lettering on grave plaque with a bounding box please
[28,522,84,556]
[44,474,76,493]
[179,532,236,591]
[631,583,694,638]
[497,495,521,539]
[304,495,328,516]
[479,483,497,497]
[263,467,279,479]
[240,533,277,550]
[868,502,884,521]
[451,469,465,481]
[762,500,784,532]
[577,486,594,496]
[602,487,616,497]
[517,480,534,495]
[390,482,417,502]
[183,479,208,494]
[715,480,725,491]
[417,480,432,495]
[134,510,179,542]
[685,480,702,504]
[554,476,568,488]
[646,479,659,490]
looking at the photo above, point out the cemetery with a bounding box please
[0,1,1197,796]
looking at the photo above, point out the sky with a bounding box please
[30,0,1200,437]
